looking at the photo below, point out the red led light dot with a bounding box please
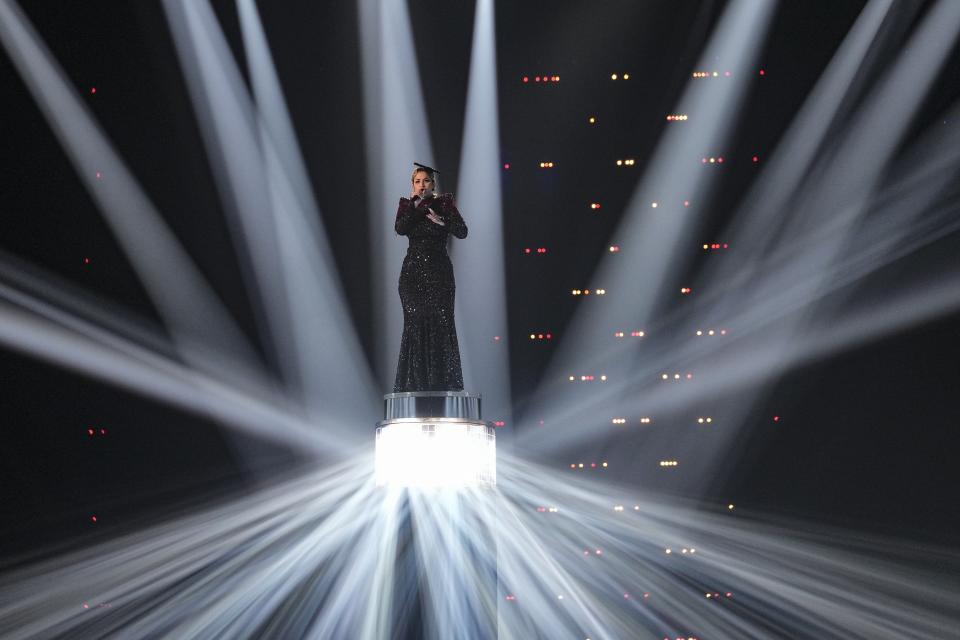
[534,76,541,82]
[493,335,500,341]
[684,200,690,206]
[759,69,766,75]
[752,155,759,163]
[90,516,97,523]
[773,415,780,422]
[90,87,97,94]
[83,257,91,265]
[95,171,102,179]
[503,163,510,169]
[522,76,529,83]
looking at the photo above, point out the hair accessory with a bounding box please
[413,162,440,175]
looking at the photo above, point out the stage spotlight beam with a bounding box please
[521,0,777,442]
[164,0,379,437]
[236,0,379,425]
[0,0,261,386]
[357,0,436,390]
[455,0,513,438]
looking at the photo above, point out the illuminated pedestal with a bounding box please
[377,391,495,488]
[377,391,498,640]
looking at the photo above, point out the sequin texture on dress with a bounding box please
[393,193,468,392]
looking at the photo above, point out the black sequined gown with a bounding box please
[393,193,468,392]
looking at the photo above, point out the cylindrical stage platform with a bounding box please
[376,391,498,640]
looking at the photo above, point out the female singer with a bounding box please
[393,163,468,392]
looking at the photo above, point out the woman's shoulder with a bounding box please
[437,192,456,205]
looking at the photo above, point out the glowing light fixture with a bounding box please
[375,420,496,487]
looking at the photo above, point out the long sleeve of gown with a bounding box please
[395,197,426,235]
[438,194,468,239]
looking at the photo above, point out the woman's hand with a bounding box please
[410,187,435,200]
[426,210,445,226]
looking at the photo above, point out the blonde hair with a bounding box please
[411,168,440,193]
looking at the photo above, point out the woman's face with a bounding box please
[412,171,434,197]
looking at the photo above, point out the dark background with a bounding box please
[1,0,958,562]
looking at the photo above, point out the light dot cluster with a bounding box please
[695,329,726,336]
[665,114,689,121]
[571,288,606,295]
[661,372,694,380]
[691,69,732,78]
[615,158,636,166]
